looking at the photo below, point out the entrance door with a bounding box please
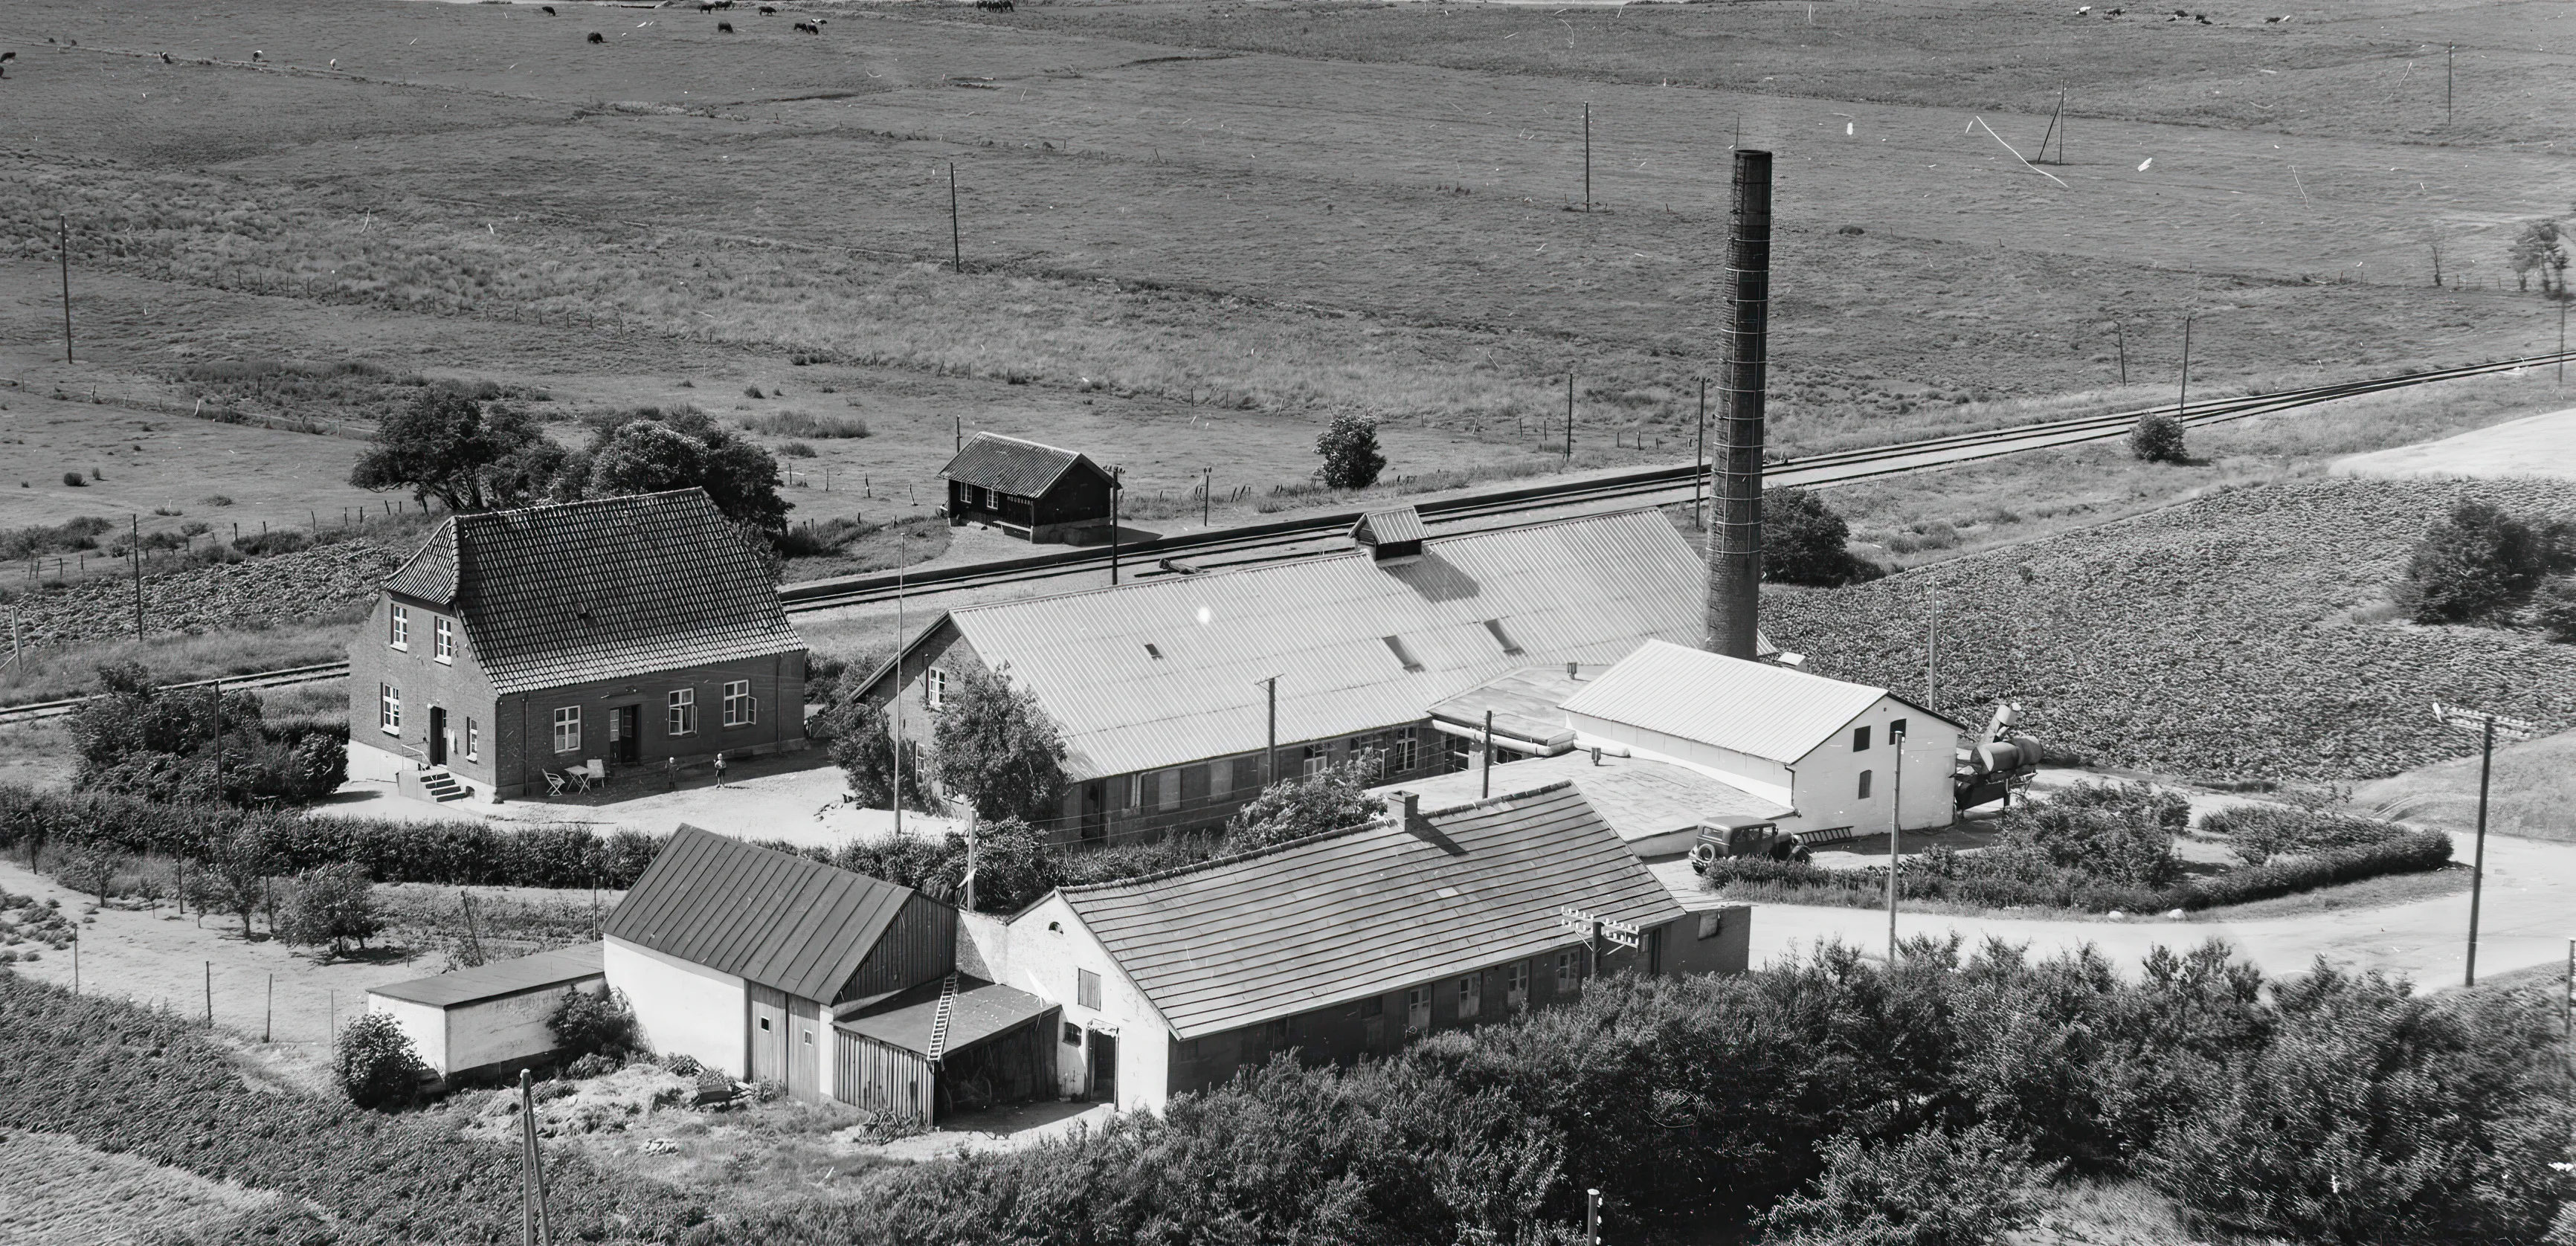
[1086,1030,1118,1105]
[428,707,448,766]
[1081,781,1106,843]
[749,984,789,1085]
[789,999,821,1104]
[611,704,642,764]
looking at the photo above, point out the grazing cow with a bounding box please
[161,51,173,62]
[251,49,264,61]
[793,20,820,33]
[978,1,1016,11]
[759,5,776,13]
[541,4,556,13]
[587,30,605,42]
[0,50,14,78]
[718,21,733,31]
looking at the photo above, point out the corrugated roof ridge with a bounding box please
[948,506,1669,623]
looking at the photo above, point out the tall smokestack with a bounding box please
[1707,149,1772,660]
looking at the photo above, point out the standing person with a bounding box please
[712,751,727,787]
[666,756,678,792]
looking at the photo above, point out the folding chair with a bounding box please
[544,770,568,797]
[582,758,607,790]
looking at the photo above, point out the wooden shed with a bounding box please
[938,433,1118,543]
[365,943,606,1083]
[832,973,1060,1125]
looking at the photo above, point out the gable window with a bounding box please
[1555,949,1582,993]
[1405,985,1432,1033]
[668,688,698,737]
[1852,725,1872,752]
[925,668,949,710]
[378,684,402,735]
[1505,961,1530,1010]
[553,706,581,754]
[1076,969,1102,1011]
[1858,769,1874,800]
[433,616,454,662]
[1890,718,1908,743]
[1063,1022,1083,1047]
[1457,972,1481,1020]
[466,718,480,761]
[388,604,409,650]
[722,680,756,727]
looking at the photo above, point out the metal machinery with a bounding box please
[1955,702,2047,812]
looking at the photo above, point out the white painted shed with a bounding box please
[366,943,606,1081]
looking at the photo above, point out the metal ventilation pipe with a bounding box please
[1707,149,1772,660]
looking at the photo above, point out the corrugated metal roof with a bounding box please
[1352,506,1428,548]
[1369,753,1791,847]
[603,826,918,1002]
[1427,665,1590,747]
[937,433,1110,498]
[367,943,605,1009]
[944,509,1710,780]
[1562,639,1887,763]
[834,974,1056,1056]
[381,491,804,694]
[1056,783,1684,1040]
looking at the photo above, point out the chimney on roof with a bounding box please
[1707,149,1772,662]
[1391,789,1420,825]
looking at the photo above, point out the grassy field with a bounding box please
[0,0,2569,523]
[0,1129,279,1245]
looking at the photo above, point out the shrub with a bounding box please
[2128,411,2187,463]
[57,842,124,906]
[2395,498,2564,624]
[274,862,382,957]
[62,471,86,487]
[337,1012,426,1109]
[741,410,868,439]
[1227,763,1385,852]
[930,663,1069,824]
[2198,803,2401,866]
[1995,781,2185,890]
[1766,486,1883,585]
[2537,575,2576,642]
[1756,1123,2052,1246]
[231,527,311,556]
[777,440,817,458]
[1315,411,1386,490]
[548,987,639,1060]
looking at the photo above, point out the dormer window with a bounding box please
[388,604,409,650]
[433,616,454,663]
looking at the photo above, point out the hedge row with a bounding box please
[1702,828,2453,915]
[0,785,663,889]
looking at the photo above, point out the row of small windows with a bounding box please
[551,682,758,753]
[388,606,457,662]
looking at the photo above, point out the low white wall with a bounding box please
[367,995,449,1074]
[605,936,746,1078]
[449,978,604,1075]
[1002,895,1170,1112]
[1787,700,1960,835]
[347,738,410,786]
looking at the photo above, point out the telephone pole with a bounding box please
[2177,315,2193,420]
[2435,702,2536,987]
[949,162,962,273]
[1256,676,1280,785]
[129,515,146,639]
[1886,721,1907,961]
[59,216,75,364]
[1563,374,1575,465]
[1582,103,1592,213]
[1693,377,1708,529]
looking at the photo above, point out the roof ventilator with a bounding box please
[1350,505,1427,566]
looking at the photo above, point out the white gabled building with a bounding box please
[1560,640,1962,836]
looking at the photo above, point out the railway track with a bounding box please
[2,349,2563,726]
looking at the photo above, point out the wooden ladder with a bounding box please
[925,972,960,1066]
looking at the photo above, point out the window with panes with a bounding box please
[722,680,755,727]
[379,684,401,734]
[668,688,698,736]
[553,706,581,753]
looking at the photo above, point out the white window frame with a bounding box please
[668,688,698,737]
[722,680,755,728]
[1388,727,1417,775]
[432,615,454,663]
[1405,984,1431,1033]
[1505,961,1529,1011]
[388,604,409,651]
[466,718,480,761]
[925,668,949,711]
[379,684,401,735]
[553,706,581,754]
[1075,968,1102,1011]
[1301,743,1329,778]
[1458,972,1481,1020]
[1556,949,1581,992]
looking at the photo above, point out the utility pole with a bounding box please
[520,1068,555,1246]
[949,162,962,274]
[1257,676,1280,785]
[2113,320,2128,385]
[129,515,145,639]
[2434,701,2534,987]
[1886,720,1907,961]
[59,216,74,364]
[209,678,222,804]
[2177,315,2193,420]
[953,412,962,453]
[892,526,907,840]
[1109,466,1124,584]
[1693,377,1708,529]
[2560,298,2567,387]
[1927,576,1938,712]
[2446,44,2454,129]
[1585,1188,1602,1245]
[1564,374,1575,465]
[1582,102,1592,213]
[1202,467,1212,527]
[1481,709,1495,799]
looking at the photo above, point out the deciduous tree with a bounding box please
[276,862,382,958]
[349,390,566,512]
[931,664,1069,824]
[1316,413,1387,491]
[553,407,790,539]
[1227,763,1385,852]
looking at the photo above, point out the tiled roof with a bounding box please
[1563,639,1898,763]
[1369,754,1791,849]
[604,826,918,1003]
[834,974,1056,1056]
[367,943,604,1009]
[1057,783,1684,1039]
[936,509,1716,780]
[382,490,803,694]
[937,433,1110,498]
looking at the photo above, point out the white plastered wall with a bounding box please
[605,935,747,1078]
[996,894,1172,1113]
[367,995,450,1074]
[1788,697,1960,834]
[448,979,604,1074]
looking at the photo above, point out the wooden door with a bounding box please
[789,997,822,1103]
[428,707,447,766]
[748,984,788,1085]
[611,705,641,764]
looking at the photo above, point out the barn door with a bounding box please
[789,997,822,1104]
[748,984,788,1085]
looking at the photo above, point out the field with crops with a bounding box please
[1765,477,2576,782]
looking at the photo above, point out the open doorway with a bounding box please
[1086,1030,1118,1105]
[428,707,448,766]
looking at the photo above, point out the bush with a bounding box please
[1227,763,1385,852]
[337,1012,427,1109]
[1756,1123,2052,1246]
[1315,412,1386,490]
[2537,575,2576,642]
[2128,411,2187,463]
[2396,498,2567,624]
[274,862,381,957]
[741,410,869,439]
[2198,803,2402,866]
[548,987,638,1060]
[2183,829,2452,908]
[1997,781,2185,889]
[1766,486,1883,586]
[62,471,86,487]
[231,527,310,556]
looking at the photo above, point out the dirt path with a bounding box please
[1737,830,2576,989]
